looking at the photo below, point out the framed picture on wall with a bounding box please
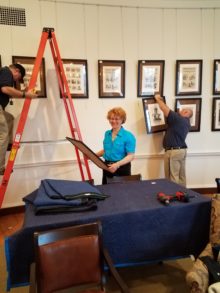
[175,98,202,132]
[62,59,88,98]
[175,60,202,96]
[137,60,165,97]
[12,56,46,98]
[142,96,167,134]
[212,97,220,131]
[213,60,220,95]
[98,60,125,98]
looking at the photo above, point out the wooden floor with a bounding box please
[0,211,24,245]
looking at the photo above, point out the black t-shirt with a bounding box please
[163,110,191,148]
[0,66,14,109]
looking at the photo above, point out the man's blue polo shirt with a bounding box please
[103,126,136,162]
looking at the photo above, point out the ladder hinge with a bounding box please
[43,27,54,38]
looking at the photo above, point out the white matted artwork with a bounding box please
[175,98,202,132]
[175,60,202,96]
[212,98,220,131]
[103,66,121,93]
[138,60,165,97]
[142,97,167,134]
[98,60,125,98]
[176,102,197,127]
[213,60,220,95]
[62,59,88,98]
[148,103,166,127]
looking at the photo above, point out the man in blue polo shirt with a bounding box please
[97,107,136,184]
[155,94,192,187]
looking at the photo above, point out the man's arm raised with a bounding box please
[154,94,170,117]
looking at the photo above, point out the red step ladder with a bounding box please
[0,27,92,208]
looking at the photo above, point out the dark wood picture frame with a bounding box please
[142,96,167,134]
[62,59,88,98]
[212,97,220,131]
[98,60,125,98]
[66,137,109,171]
[175,60,202,96]
[138,60,165,97]
[12,56,46,98]
[213,60,220,95]
[175,98,202,132]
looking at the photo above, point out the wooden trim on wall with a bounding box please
[191,187,217,194]
[0,205,25,215]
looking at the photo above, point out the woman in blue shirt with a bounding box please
[97,107,136,184]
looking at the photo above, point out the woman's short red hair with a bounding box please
[107,107,127,123]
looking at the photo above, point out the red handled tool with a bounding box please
[157,191,194,205]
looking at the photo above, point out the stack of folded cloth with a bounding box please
[23,179,109,214]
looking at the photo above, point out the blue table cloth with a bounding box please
[5,179,211,290]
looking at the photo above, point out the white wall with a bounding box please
[0,0,220,207]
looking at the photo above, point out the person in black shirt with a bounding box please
[0,64,37,175]
[155,94,193,187]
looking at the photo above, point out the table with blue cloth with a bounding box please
[5,179,211,290]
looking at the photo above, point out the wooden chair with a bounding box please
[29,221,129,293]
[106,174,142,184]
[215,178,220,193]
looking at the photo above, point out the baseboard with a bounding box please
[0,205,25,216]
[191,187,217,194]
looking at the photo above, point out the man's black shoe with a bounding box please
[0,168,13,175]
[0,168,5,176]
[7,144,13,151]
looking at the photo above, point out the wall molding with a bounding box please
[12,150,220,169]
[39,0,220,9]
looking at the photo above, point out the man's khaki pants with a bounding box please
[164,149,187,187]
[0,105,14,174]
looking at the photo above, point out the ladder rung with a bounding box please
[20,139,67,145]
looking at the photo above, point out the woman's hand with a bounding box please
[108,162,119,173]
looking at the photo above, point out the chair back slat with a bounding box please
[106,174,142,184]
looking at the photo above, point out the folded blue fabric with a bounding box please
[33,179,104,207]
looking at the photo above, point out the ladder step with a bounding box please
[20,139,67,145]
